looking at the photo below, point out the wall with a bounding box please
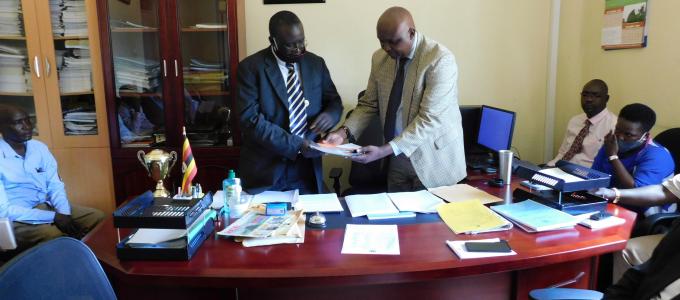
[242,0,554,188]
[555,0,680,154]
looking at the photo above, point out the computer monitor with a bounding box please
[477,105,516,153]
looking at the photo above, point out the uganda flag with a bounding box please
[181,127,197,195]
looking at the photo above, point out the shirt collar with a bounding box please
[0,139,23,159]
[405,31,418,60]
[587,108,611,124]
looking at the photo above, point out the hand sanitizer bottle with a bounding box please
[222,170,235,220]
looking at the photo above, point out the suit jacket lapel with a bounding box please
[401,34,424,124]
[264,50,290,108]
[298,56,312,103]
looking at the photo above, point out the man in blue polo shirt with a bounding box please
[0,104,104,254]
[592,103,675,216]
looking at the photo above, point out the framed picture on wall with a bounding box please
[264,0,325,4]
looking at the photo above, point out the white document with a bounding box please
[446,238,517,259]
[345,193,399,217]
[310,142,361,157]
[126,228,186,245]
[295,193,344,213]
[539,168,585,183]
[341,224,400,255]
[251,190,298,205]
[388,190,444,213]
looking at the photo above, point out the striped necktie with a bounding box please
[285,63,307,137]
[562,119,592,161]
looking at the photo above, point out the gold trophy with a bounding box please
[137,149,178,198]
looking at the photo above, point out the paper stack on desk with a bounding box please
[491,200,579,232]
[218,209,305,247]
[428,184,503,205]
[437,199,512,234]
[345,190,446,217]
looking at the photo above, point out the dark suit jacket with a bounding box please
[606,220,680,300]
[237,48,343,194]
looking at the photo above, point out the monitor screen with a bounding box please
[477,105,516,152]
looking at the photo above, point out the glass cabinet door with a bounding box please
[47,0,98,137]
[0,0,49,143]
[177,0,233,147]
[107,0,164,147]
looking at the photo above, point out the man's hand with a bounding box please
[301,139,323,158]
[351,144,394,164]
[309,112,335,134]
[323,129,346,146]
[54,213,84,238]
[604,131,618,156]
[594,187,616,201]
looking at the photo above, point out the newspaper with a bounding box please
[217,210,303,238]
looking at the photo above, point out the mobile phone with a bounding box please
[464,240,512,253]
[590,211,613,221]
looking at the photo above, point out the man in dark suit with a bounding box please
[237,11,343,194]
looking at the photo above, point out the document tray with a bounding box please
[113,191,213,229]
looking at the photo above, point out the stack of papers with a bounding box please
[58,46,92,93]
[345,190,446,217]
[295,193,343,213]
[114,56,161,93]
[50,0,88,37]
[0,44,28,93]
[491,200,579,232]
[63,111,97,135]
[428,184,503,205]
[310,143,361,157]
[251,190,298,205]
[446,238,517,259]
[437,199,512,234]
[341,224,400,255]
[184,59,227,92]
[0,0,23,36]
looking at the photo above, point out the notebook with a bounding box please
[490,200,579,232]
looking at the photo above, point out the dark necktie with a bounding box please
[562,119,592,161]
[384,58,408,142]
[285,63,307,137]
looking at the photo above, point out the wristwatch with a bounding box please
[611,187,621,204]
[608,155,619,162]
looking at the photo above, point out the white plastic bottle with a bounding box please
[227,178,244,218]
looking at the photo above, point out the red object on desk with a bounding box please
[84,174,636,300]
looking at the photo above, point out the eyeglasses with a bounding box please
[580,91,603,98]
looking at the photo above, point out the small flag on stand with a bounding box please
[181,127,197,195]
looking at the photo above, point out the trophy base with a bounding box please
[153,189,171,198]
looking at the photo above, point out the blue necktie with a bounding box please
[285,63,307,137]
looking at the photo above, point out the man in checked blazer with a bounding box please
[326,7,466,192]
[238,11,343,194]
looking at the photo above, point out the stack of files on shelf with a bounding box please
[50,0,88,37]
[0,44,28,93]
[437,199,512,234]
[114,56,161,93]
[184,58,227,92]
[58,43,92,93]
[63,110,97,135]
[345,190,445,218]
[491,200,579,232]
[0,0,23,36]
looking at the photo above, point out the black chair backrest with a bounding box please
[654,128,680,174]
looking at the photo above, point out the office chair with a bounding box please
[632,127,680,236]
[0,237,117,300]
[529,288,603,300]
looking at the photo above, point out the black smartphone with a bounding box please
[590,211,613,221]
[465,240,512,253]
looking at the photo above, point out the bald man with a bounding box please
[326,7,466,192]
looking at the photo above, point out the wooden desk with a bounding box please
[85,173,636,300]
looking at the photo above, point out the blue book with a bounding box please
[491,200,578,232]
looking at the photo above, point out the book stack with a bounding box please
[0,44,28,93]
[183,58,227,92]
[58,40,92,93]
[63,110,97,135]
[50,0,88,37]
[114,56,161,93]
[0,0,23,36]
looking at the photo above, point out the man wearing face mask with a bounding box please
[325,7,466,192]
[591,103,675,216]
[237,11,343,194]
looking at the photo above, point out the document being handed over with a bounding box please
[310,142,362,157]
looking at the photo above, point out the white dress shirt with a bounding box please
[548,108,617,167]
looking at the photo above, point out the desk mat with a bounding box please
[306,199,443,230]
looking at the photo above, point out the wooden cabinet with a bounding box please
[97,0,239,204]
[0,0,114,213]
